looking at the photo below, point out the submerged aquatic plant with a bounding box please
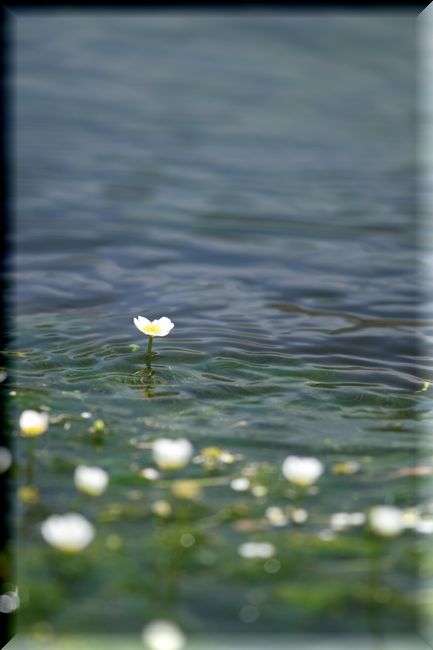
[133,316,174,358]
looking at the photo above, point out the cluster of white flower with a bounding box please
[15,303,431,650]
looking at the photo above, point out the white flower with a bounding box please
[134,316,174,338]
[318,529,336,542]
[152,438,193,471]
[141,467,160,481]
[251,485,268,498]
[0,447,12,474]
[142,620,185,650]
[74,465,109,496]
[369,506,404,538]
[350,512,366,526]
[0,589,20,614]
[41,513,95,553]
[265,506,288,527]
[19,410,49,437]
[291,508,308,524]
[402,507,421,529]
[282,456,324,487]
[230,477,250,492]
[415,518,433,534]
[238,542,276,559]
[151,500,172,518]
[330,512,365,532]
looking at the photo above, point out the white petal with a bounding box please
[155,317,174,337]
[157,317,172,327]
[134,316,150,333]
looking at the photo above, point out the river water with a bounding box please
[11,10,424,646]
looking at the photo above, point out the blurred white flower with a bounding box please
[141,467,160,481]
[251,485,268,498]
[41,513,95,553]
[230,477,250,492]
[331,460,361,475]
[291,508,308,524]
[0,447,12,474]
[369,506,404,537]
[415,518,433,534]
[0,589,20,614]
[134,316,174,338]
[318,529,336,542]
[151,500,172,518]
[238,542,275,559]
[194,446,238,469]
[350,512,366,526]
[152,438,193,471]
[19,410,49,437]
[171,479,201,500]
[402,507,422,529]
[142,620,185,650]
[265,506,288,527]
[282,456,324,487]
[74,465,109,496]
[330,512,366,531]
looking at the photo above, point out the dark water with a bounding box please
[10,10,426,644]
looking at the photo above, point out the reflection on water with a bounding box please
[9,9,425,647]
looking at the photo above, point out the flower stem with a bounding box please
[146,336,154,358]
[26,437,35,485]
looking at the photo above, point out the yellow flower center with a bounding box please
[144,323,162,335]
